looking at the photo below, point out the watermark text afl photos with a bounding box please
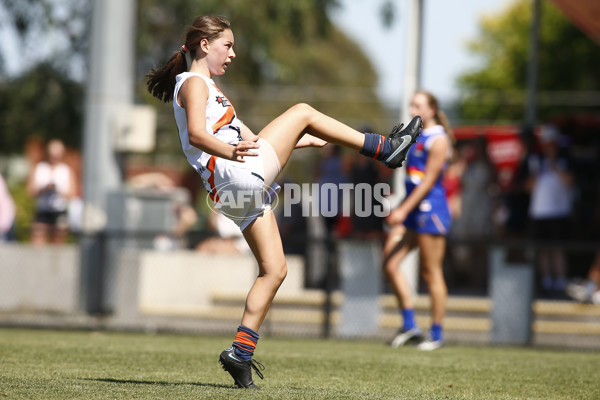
[207,182,392,222]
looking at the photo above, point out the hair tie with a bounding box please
[181,45,189,53]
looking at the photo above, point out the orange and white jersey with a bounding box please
[173,72,242,181]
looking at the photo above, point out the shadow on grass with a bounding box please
[83,378,233,389]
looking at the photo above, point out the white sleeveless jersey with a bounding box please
[173,72,242,180]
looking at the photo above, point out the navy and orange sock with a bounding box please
[360,133,391,161]
[232,325,259,361]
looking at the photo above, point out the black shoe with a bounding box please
[383,116,423,168]
[219,347,264,389]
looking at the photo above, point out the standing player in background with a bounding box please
[383,90,454,351]
[146,15,422,389]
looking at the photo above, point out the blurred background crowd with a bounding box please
[0,0,599,303]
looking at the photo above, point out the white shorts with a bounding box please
[204,138,282,231]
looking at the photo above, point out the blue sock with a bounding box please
[360,133,391,161]
[402,309,416,331]
[431,324,443,342]
[232,325,259,361]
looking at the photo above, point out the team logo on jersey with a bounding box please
[215,96,230,107]
[413,142,424,157]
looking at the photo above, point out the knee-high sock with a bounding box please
[232,325,259,361]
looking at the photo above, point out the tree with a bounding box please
[1,0,389,158]
[457,0,600,123]
[0,0,89,154]
[137,0,341,86]
[136,0,387,167]
[0,0,90,80]
[0,63,84,154]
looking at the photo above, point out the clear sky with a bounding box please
[330,0,512,106]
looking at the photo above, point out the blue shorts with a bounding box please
[404,199,451,236]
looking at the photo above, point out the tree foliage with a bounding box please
[0,63,84,153]
[0,0,90,79]
[1,0,389,157]
[0,0,89,154]
[457,0,600,123]
[137,0,341,86]
[136,0,386,159]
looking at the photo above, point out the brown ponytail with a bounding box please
[415,89,455,144]
[146,15,232,103]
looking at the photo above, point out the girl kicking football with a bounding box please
[147,14,422,389]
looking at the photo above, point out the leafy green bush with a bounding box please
[8,180,36,242]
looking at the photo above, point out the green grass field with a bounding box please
[0,328,598,400]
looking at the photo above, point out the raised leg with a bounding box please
[257,103,365,170]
